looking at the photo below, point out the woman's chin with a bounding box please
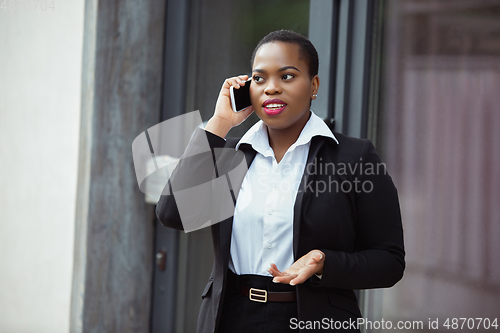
[261,120,291,132]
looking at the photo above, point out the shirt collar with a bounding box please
[235,110,339,155]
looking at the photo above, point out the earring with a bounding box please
[312,94,318,98]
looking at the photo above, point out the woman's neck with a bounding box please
[266,111,311,163]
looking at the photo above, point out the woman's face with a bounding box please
[250,41,319,131]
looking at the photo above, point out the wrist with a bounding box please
[317,252,325,275]
[205,116,232,138]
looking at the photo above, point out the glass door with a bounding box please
[364,1,500,331]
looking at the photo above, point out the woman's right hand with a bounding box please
[205,75,254,138]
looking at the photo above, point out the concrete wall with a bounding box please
[70,0,164,331]
[0,2,85,332]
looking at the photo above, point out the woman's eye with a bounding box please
[282,74,294,80]
[252,75,263,82]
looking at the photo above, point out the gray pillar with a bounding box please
[71,0,166,331]
[309,0,340,121]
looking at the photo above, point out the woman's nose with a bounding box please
[264,77,282,95]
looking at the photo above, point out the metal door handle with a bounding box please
[156,250,166,271]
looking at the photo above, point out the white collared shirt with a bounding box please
[228,110,338,276]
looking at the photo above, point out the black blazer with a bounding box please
[156,127,405,333]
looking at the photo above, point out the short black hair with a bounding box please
[250,29,319,79]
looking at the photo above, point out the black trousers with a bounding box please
[217,269,298,333]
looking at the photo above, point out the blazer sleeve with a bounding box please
[309,139,405,289]
[155,127,228,231]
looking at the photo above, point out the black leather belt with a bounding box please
[240,285,297,303]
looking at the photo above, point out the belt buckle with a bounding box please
[249,287,267,303]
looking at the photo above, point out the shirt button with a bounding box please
[267,210,273,215]
[267,243,272,249]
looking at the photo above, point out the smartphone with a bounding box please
[230,78,252,112]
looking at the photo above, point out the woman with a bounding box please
[156,29,405,333]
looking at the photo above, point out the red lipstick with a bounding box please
[262,99,287,116]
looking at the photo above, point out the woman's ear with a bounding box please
[311,75,320,99]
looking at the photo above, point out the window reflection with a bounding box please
[368,0,500,330]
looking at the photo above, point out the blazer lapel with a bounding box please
[293,137,325,259]
[220,144,257,271]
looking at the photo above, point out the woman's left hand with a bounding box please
[268,250,325,285]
